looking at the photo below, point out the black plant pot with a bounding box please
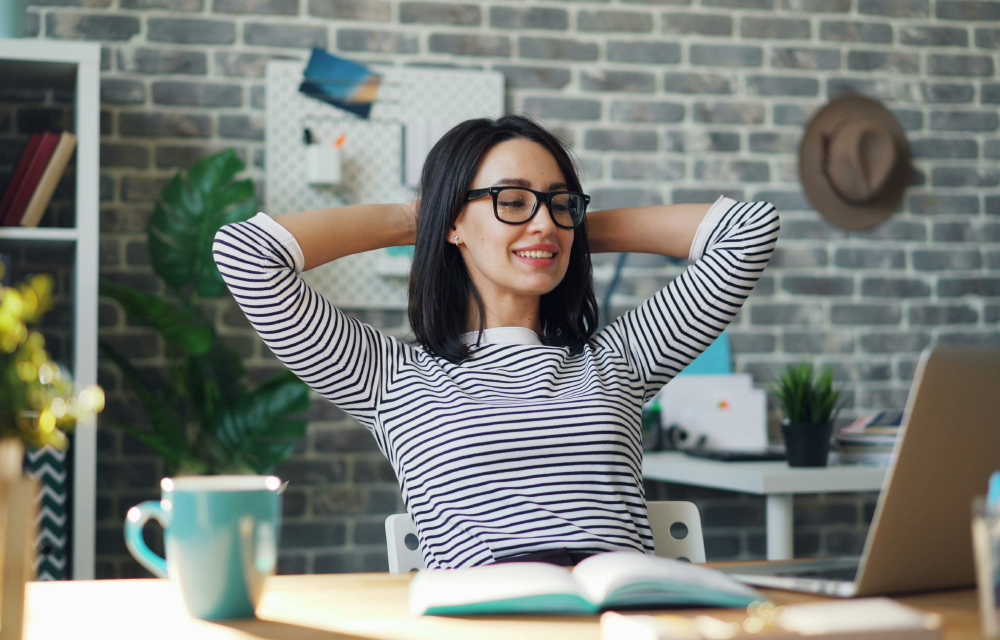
[781,420,833,467]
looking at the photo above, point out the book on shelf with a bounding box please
[0,131,77,228]
[409,551,760,616]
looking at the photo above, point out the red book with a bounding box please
[3,132,61,226]
[0,134,41,224]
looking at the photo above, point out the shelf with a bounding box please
[0,39,99,91]
[0,227,78,242]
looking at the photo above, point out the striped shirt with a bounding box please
[213,196,780,568]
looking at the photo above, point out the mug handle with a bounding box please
[124,500,170,578]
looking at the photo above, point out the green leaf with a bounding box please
[214,370,310,473]
[99,279,213,356]
[148,149,257,298]
[771,362,842,425]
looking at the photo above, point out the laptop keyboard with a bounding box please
[774,566,859,582]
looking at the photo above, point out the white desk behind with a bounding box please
[642,452,887,560]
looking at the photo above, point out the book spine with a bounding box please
[19,132,77,228]
[0,134,42,224]
[3,132,60,227]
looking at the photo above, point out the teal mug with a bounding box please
[124,475,284,620]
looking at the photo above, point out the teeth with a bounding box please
[515,251,554,259]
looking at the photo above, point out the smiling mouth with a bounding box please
[514,250,555,259]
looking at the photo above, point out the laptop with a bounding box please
[724,347,1000,597]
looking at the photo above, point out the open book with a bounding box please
[409,551,761,616]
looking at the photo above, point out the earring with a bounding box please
[454,236,459,245]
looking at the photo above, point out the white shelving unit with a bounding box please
[0,39,100,580]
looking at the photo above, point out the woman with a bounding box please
[214,115,780,569]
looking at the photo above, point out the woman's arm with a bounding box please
[274,201,418,271]
[586,203,712,258]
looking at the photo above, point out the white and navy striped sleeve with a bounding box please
[212,213,402,431]
[594,197,780,401]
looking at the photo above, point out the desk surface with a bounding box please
[642,451,888,494]
[23,573,984,640]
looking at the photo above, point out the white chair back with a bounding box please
[647,500,707,563]
[385,513,424,574]
[385,500,706,573]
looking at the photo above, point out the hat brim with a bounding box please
[798,93,911,231]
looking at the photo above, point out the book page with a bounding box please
[571,551,759,607]
[409,562,594,615]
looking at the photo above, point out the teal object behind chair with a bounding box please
[677,331,733,376]
[124,476,283,620]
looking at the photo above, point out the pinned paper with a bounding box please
[299,48,380,119]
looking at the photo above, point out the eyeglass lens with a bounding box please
[495,188,585,228]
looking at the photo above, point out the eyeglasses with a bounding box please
[465,186,591,230]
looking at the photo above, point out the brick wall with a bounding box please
[10,0,998,577]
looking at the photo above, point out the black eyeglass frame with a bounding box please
[465,186,591,229]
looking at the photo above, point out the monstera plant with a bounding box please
[100,150,310,476]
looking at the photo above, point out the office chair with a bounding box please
[385,501,706,574]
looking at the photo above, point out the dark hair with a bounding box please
[408,114,599,363]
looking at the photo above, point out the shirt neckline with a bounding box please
[460,327,543,346]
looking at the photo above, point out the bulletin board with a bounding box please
[265,61,504,309]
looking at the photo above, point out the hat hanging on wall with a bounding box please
[798,92,911,231]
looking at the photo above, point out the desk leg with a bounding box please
[766,494,794,561]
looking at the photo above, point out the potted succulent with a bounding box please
[772,363,843,467]
[99,149,310,476]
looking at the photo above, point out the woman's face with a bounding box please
[452,138,575,302]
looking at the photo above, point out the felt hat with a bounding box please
[798,93,911,230]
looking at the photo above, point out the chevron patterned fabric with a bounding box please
[25,446,69,581]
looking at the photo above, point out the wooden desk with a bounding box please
[22,573,983,640]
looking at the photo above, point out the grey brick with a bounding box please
[148,18,234,44]
[729,332,777,353]
[986,305,1000,322]
[46,13,139,40]
[781,0,849,9]
[988,196,1000,215]
[663,72,731,94]
[214,52,279,78]
[937,332,1000,348]
[936,0,1000,20]
[784,331,855,353]
[826,77,897,102]
[401,2,480,25]
[751,304,823,325]
[338,29,418,53]
[848,51,919,74]
[987,140,1000,159]
[430,34,509,57]
[909,194,980,214]
[834,248,904,269]
[748,132,799,153]
[773,103,810,126]
[612,158,685,180]
[746,75,818,96]
[860,332,931,353]
[671,131,741,152]
[913,249,982,271]
[780,219,848,240]
[831,304,901,325]
[859,0,929,16]
[244,22,326,48]
[661,13,731,36]
[694,102,765,124]
[690,44,762,67]
[938,278,1000,296]
[673,188,744,204]
[118,48,206,75]
[101,143,149,168]
[783,276,853,296]
[610,100,683,123]
[921,83,974,104]
[589,188,663,211]
[490,6,567,30]
[281,522,346,549]
[250,85,265,108]
[934,221,1000,242]
[119,112,210,137]
[861,277,931,297]
[929,54,994,77]
[519,37,597,61]
[100,78,145,105]
[977,28,1000,49]
[932,166,1000,188]
[523,97,599,121]
[581,70,654,93]
[695,159,769,182]
[578,10,653,33]
[219,114,264,140]
[151,81,240,107]
[584,129,658,151]
[607,41,680,64]
[213,0,297,14]
[155,144,242,169]
[493,65,570,89]
[984,84,1000,104]
[310,0,390,20]
[889,109,923,131]
[770,247,828,267]
[752,190,809,210]
[120,0,201,8]
[120,176,169,202]
[771,47,840,70]
[741,17,810,39]
[900,25,969,46]
[820,21,892,44]
[703,0,772,8]
[911,138,978,159]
